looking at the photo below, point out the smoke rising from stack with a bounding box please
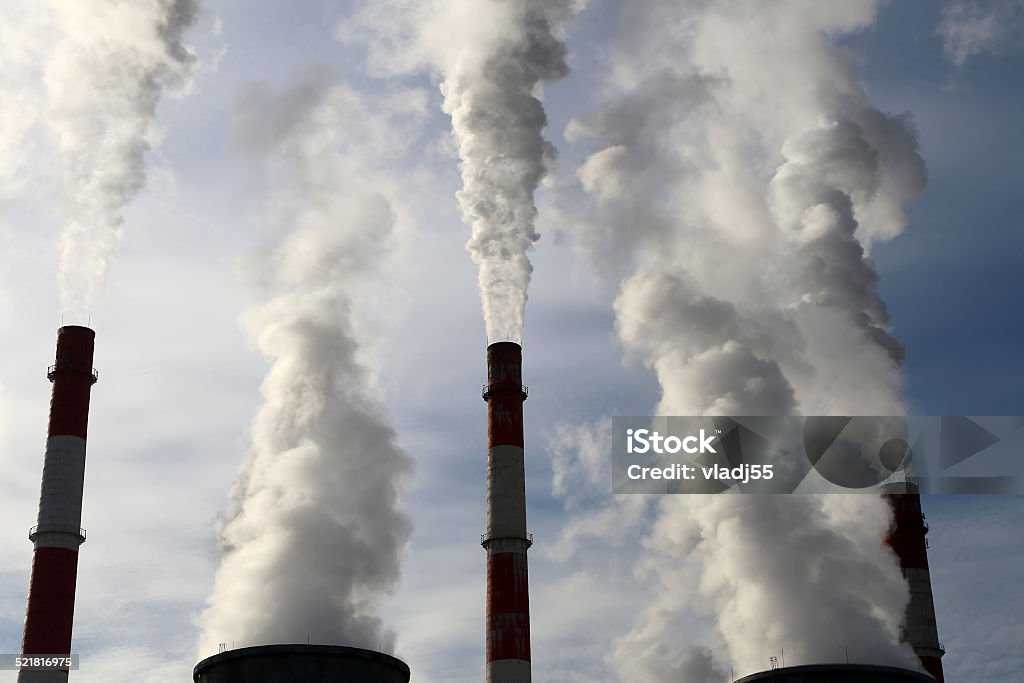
[342,0,576,342]
[41,0,197,318]
[442,0,573,342]
[197,73,418,655]
[556,1,926,679]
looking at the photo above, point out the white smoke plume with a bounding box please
[341,0,578,342]
[442,0,575,342]
[41,0,197,318]
[557,1,926,679]
[197,72,421,655]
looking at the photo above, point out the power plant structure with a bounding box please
[732,664,936,683]
[193,645,410,683]
[481,341,532,683]
[19,326,98,682]
[732,483,948,683]
[881,482,946,682]
[10,331,954,683]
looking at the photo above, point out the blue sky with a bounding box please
[851,0,1024,416]
[1,1,1022,682]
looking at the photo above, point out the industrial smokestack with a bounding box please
[20,326,98,682]
[481,342,532,683]
[881,483,945,682]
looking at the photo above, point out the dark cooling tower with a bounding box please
[192,645,410,683]
[733,664,936,683]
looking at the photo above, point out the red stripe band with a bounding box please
[47,327,96,440]
[486,342,525,449]
[488,396,524,448]
[486,552,531,662]
[920,657,945,683]
[22,547,79,657]
[883,492,931,569]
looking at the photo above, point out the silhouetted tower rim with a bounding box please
[193,644,411,683]
[733,663,937,683]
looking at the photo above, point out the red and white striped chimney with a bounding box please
[481,342,532,683]
[881,482,945,682]
[20,326,98,682]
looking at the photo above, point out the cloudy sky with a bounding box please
[1,1,1023,682]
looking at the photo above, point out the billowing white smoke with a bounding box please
[197,73,419,655]
[341,0,577,342]
[442,0,574,342]
[42,0,197,318]
[614,271,799,416]
[556,1,926,679]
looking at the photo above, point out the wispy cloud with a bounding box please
[938,0,1024,66]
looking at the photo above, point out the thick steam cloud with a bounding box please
[442,0,574,342]
[197,73,418,655]
[554,1,926,679]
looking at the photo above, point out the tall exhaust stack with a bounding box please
[881,482,945,682]
[20,326,98,682]
[481,342,532,683]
